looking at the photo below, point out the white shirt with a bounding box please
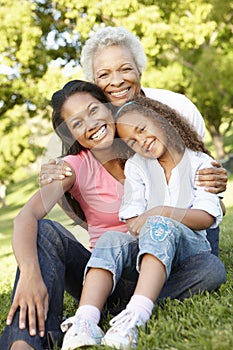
[119,149,222,229]
[143,88,206,141]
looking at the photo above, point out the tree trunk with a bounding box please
[211,134,225,160]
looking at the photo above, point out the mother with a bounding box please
[0,79,134,350]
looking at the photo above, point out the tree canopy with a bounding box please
[1,0,233,181]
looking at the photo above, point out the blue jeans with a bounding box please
[206,226,219,256]
[85,217,211,290]
[0,219,226,350]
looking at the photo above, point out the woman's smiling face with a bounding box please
[61,92,116,150]
[93,45,141,107]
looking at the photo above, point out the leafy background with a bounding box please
[1,0,233,186]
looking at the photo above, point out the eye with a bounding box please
[137,125,145,133]
[97,72,109,79]
[89,105,98,115]
[121,66,133,73]
[127,139,136,148]
[72,120,82,129]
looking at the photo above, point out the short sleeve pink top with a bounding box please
[64,150,127,250]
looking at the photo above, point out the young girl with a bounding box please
[60,96,223,350]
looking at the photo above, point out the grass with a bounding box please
[0,174,233,349]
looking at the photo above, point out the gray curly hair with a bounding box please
[80,26,147,82]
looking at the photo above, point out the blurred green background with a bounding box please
[1,0,233,188]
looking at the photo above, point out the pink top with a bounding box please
[64,150,127,250]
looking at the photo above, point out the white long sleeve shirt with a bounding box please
[119,149,222,229]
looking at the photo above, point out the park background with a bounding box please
[0,1,233,349]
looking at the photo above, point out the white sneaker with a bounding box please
[101,309,143,349]
[61,315,104,350]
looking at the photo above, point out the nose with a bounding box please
[85,115,99,131]
[135,134,145,148]
[110,71,124,86]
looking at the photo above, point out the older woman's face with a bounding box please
[93,45,141,107]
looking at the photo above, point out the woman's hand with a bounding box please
[6,271,49,338]
[195,160,227,194]
[39,159,72,186]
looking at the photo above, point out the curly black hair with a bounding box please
[116,95,212,157]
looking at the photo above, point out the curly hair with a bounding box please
[80,26,146,82]
[116,95,212,157]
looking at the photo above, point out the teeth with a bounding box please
[110,88,129,97]
[91,125,106,140]
[148,140,155,151]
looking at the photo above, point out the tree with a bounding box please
[187,48,233,159]
[1,0,233,181]
[0,0,81,181]
[184,0,233,159]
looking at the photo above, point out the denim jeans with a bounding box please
[0,220,91,350]
[86,216,211,289]
[206,226,219,256]
[0,219,226,350]
[139,216,211,275]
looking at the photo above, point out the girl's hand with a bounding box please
[195,160,227,194]
[39,159,72,186]
[6,272,49,338]
[126,209,162,236]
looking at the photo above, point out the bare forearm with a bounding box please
[12,212,41,275]
[9,214,48,337]
[126,206,214,236]
[147,206,214,230]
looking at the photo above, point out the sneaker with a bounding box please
[101,309,143,349]
[60,315,104,350]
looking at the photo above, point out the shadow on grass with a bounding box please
[7,174,38,196]
[0,251,13,260]
[0,174,39,237]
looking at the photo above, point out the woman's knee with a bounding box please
[203,253,226,289]
[37,219,75,251]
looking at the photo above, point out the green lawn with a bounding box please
[0,175,233,349]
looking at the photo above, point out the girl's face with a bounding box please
[117,111,168,159]
[93,45,141,107]
[62,92,115,150]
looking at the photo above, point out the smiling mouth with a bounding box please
[146,139,156,152]
[90,125,107,140]
[109,88,130,98]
